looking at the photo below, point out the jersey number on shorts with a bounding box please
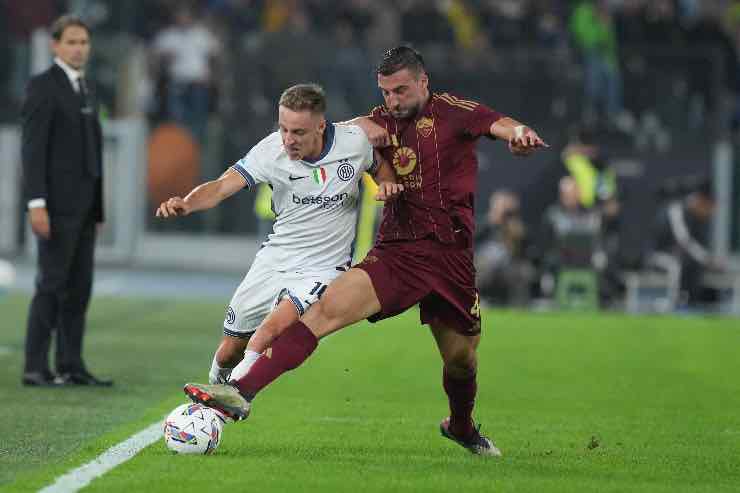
[470,293,481,319]
[304,281,328,307]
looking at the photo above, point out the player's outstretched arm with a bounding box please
[370,150,404,201]
[155,168,247,218]
[491,117,549,157]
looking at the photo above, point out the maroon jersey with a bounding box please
[369,92,503,245]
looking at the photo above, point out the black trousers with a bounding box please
[24,215,96,374]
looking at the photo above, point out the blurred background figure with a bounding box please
[475,190,533,307]
[561,125,623,299]
[3,0,56,110]
[648,177,725,307]
[569,0,627,130]
[540,176,605,304]
[151,3,221,144]
[253,183,275,241]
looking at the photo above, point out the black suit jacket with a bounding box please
[21,64,104,223]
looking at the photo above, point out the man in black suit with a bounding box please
[21,15,112,387]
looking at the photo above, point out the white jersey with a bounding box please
[232,123,377,272]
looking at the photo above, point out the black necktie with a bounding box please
[78,76,90,108]
[78,76,99,177]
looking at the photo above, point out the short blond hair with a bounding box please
[279,84,326,114]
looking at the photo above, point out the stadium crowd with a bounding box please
[1,0,737,311]
[3,0,740,127]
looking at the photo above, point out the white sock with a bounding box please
[208,355,233,384]
[229,350,261,381]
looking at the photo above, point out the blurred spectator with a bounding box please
[648,178,725,306]
[561,126,619,239]
[261,0,295,32]
[531,0,569,49]
[475,190,533,306]
[682,2,735,127]
[540,176,604,295]
[255,6,326,107]
[152,4,222,143]
[479,0,530,45]
[322,17,375,118]
[561,127,624,299]
[253,183,275,240]
[203,0,262,34]
[132,0,179,40]
[3,0,57,107]
[400,0,454,48]
[569,0,625,127]
[444,0,484,52]
[364,0,402,55]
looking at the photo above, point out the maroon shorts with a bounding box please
[354,238,481,335]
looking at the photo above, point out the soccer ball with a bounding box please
[163,403,223,455]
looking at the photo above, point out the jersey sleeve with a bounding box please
[461,102,503,140]
[359,135,378,175]
[231,144,270,189]
[367,105,387,126]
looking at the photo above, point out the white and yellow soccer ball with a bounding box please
[163,403,223,455]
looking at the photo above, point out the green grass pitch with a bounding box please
[1,293,739,492]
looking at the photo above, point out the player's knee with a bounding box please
[444,349,477,377]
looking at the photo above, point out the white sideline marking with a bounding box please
[38,421,162,493]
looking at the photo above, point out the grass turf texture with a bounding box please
[1,293,739,492]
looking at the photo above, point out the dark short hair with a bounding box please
[279,84,326,114]
[51,14,90,41]
[376,46,426,77]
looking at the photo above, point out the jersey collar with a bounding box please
[302,122,335,165]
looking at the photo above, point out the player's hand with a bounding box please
[29,207,51,239]
[375,182,404,201]
[357,118,392,148]
[509,126,548,156]
[155,197,192,218]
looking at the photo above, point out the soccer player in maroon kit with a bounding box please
[185,46,547,456]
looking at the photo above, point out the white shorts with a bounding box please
[222,259,343,339]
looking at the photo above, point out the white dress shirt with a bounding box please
[54,56,84,92]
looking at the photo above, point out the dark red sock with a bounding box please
[232,321,318,398]
[443,369,477,439]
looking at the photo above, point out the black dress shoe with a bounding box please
[22,370,62,387]
[58,370,114,387]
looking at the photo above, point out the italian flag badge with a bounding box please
[312,167,328,185]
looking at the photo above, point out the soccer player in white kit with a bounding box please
[156,84,401,387]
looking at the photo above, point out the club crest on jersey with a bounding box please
[416,117,434,138]
[337,159,354,181]
[312,167,328,185]
[393,146,417,176]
